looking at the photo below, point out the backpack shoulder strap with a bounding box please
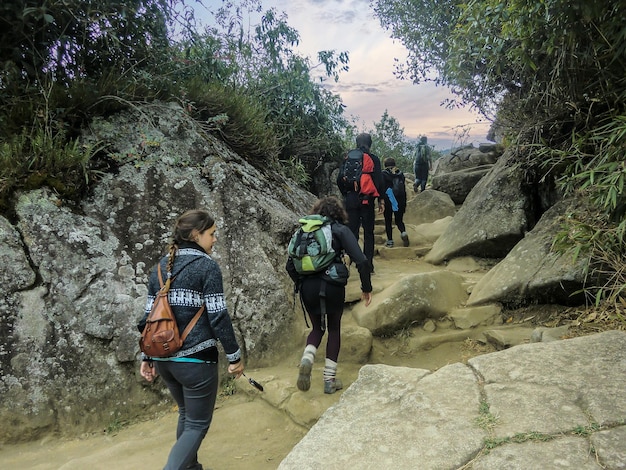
[180,304,205,342]
[156,262,204,341]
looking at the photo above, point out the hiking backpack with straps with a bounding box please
[139,264,205,358]
[338,149,379,198]
[287,215,337,275]
[391,172,406,200]
[415,144,430,165]
[288,215,349,331]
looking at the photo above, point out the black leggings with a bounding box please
[300,277,345,362]
[383,204,406,240]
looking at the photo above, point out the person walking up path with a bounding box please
[382,157,409,248]
[413,135,432,193]
[337,132,385,272]
[286,196,373,394]
[138,209,244,470]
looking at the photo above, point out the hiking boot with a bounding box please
[297,359,312,391]
[401,232,409,247]
[185,463,203,470]
[385,239,394,248]
[324,378,343,394]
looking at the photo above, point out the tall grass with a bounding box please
[0,128,103,212]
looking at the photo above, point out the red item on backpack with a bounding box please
[359,152,379,204]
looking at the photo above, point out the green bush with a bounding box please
[544,114,626,304]
[183,79,280,166]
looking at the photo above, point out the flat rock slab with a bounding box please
[279,330,626,469]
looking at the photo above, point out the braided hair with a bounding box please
[165,209,215,273]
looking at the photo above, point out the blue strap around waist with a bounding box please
[150,357,215,364]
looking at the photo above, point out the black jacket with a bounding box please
[336,148,385,208]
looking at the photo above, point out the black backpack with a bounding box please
[339,149,364,193]
[391,172,406,200]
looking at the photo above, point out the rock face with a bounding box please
[279,330,626,469]
[0,103,313,442]
[404,189,456,226]
[435,143,503,175]
[432,165,493,204]
[352,271,468,335]
[426,149,530,264]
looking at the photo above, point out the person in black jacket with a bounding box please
[138,209,244,470]
[382,157,409,247]
[336,132,385,272]
[286,196,373,394]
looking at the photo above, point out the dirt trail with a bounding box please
[0,247,506,470]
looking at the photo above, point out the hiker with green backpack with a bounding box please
[413,135,433,192]
[286,196,373,394]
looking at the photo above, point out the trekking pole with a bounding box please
[242,373,264,392]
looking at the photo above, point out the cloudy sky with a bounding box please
[200,0,493,150]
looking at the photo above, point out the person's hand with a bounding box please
[361,291,372,306]
[140,361,158,382]
[228,360,245,379]
[378,200,385,214]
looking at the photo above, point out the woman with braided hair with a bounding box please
[138,209,244,470]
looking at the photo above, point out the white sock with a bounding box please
[302,345,317,364]
[324,358,337,382]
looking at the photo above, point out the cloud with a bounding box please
[244,1,494,149]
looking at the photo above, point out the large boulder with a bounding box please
[468,199,588,306]
[352,271,468,336]
[0,103,315,443]
[434,143,503,175]
[431,165,493,204]
[425,150,530,264]
[404,189,457,226]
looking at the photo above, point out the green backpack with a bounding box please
[288,215,336,274]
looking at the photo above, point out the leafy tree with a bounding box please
[374,0,626,305]
[194,6,350,188]
[0,0,354,207]
[0,0,173,84]
[369,110,415,173]
[374,0,626,144]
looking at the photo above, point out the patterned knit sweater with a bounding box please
[138,242,242,364]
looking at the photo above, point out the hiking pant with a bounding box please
[300,276,345,362]
[383,203,406,241]
[345,196,376,270]
[414,165,429,192]
[156,361,219,470]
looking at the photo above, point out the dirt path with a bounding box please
[0,238,510,469]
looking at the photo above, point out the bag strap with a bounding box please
[180,304,206,342]
[319,278,327,332]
